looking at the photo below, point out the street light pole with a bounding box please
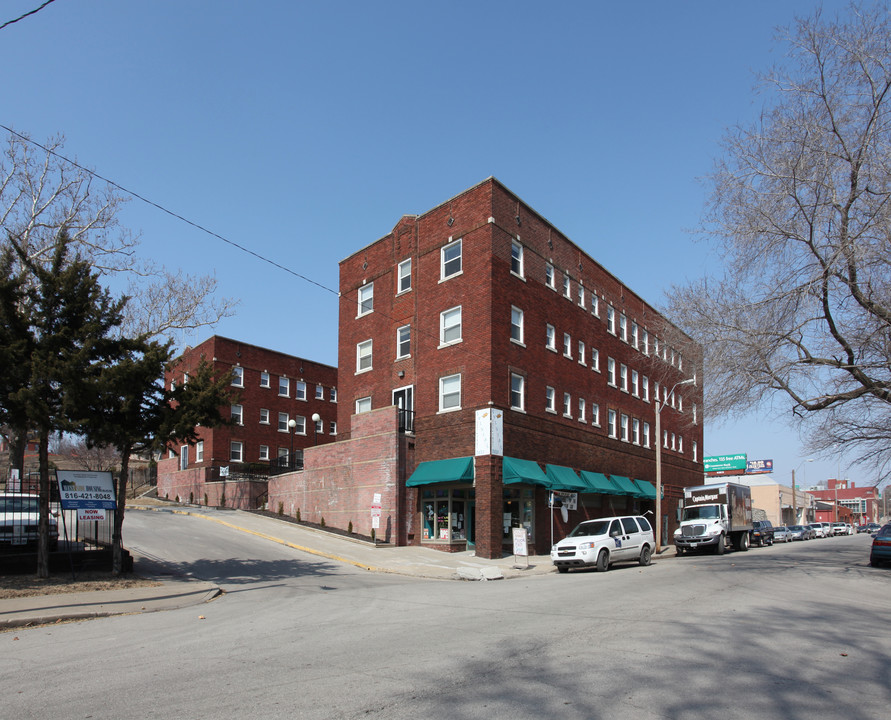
[311,413,321,446]
[287,418,297,468]
[655,377,695,554]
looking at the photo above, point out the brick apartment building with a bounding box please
[157,336,337,507]
[268,177,704,558]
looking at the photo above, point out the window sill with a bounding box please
[437,406,462,414]
[438,340,463,350]
[510,407,526,414]
[510,339,526,348]
[439,270,464,284]
[510,271,526,282]
[546,346,557,353]
[355,367,373,375]
[545,408,557,415]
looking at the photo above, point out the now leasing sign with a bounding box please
[56,470,117,510]
[704,454,747,473]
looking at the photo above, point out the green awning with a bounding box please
[633,479,657,500]
[609,475,641,497]
[579,471,615,494]
[503,457,550,488]
[406,456,474,487]
[546,464,587,491]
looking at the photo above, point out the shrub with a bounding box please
[189,492,194,504]
[371,528,376,542]
[296,508,301,522]
[220,492,226,507]
[348,521,353,534]
[320,517,326,528]
[204,493,208,506]
[175,495,180,503]
[277,501,284,516]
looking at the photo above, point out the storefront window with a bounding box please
[502,487,535,543]
[421,487,474,543]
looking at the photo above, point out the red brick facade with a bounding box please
[334,178,704,557]
[156,336,337,507]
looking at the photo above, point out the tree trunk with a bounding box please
[8,424,27,481]
[37,431,50,578]
[112,444,131,575]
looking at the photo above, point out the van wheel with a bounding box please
[596,549,609,572]
[557,566,569,574]
[716,535,725,555]
[639,546,652,566]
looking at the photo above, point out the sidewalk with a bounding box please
[1,503,557,629]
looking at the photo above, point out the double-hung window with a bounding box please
[546,324,556,351]
[607,306,616,335]
[578,341,585,366]
[631,322,639,349]
[563,392,572,418]
[195,440,204,462]
[397,258,412,293]
[397,325,411,359]
[546,386,556,413]
[259,445,269,461]
[619,314,628,342]
[330,387,337,402]
[591,347,600,372]
[278,412,289,432]
[441,239,462,280]
[439,374,461,411]
[642,330,650,355]
[632,418,640,445]
[356,397,372,414]
[642,376,650,402]
[563,333,572,358]
[259,408,270,425]
[231,404,243,425]
[621,414,630,442]
[230,441,243,462]
[578,398,586,422]
[440,306,462,346]
[295,381,307,401]
[591,403,600,426]
[578,285,585,308]
[631,370,639,397]
[358,282,374,316]
[510,241,524,277]
[279,377,289,397]
[260,371,270,388]
[232,366,244,387]
[607,358,617,386]
[545,263,555,289]
[315,384,324,400]
[293,416,306,434]
[510,373,524,411]
[591,294,600,317]
[356,339,373,372]
[608,410,617,438]
[563,273,571,298]
[643,422,651,448]
[510,307,524,344]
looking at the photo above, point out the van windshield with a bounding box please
[683,505,720,520]
[569,520,610,537]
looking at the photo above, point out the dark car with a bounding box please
[751,520,775,547]
[869,524,891,567]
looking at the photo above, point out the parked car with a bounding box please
[869,524,891,567]
[866,522,882,535]
[787,525,809,541]
[821,522,833,536]
[846,523,855,535]
[751,520,775,547]
[0,493,58,550]
[831,522,848,535]
[808,523,826,538]
[773,526,792,543]
[551,515,655,573]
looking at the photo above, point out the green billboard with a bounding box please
[704,453,747,472]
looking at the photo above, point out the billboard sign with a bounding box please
[746,459,774,474]
[704,454,747,473]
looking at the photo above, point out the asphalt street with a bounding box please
[2,511,888,720]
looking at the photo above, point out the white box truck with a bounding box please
[673,482,753,555]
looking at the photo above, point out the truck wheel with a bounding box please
[596,549,609,572]
[557,566,569,574]
[639,546,652,566]
[716,535,725,555]
[676,546,685,557]
[738,532,749,551]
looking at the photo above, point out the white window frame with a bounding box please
[355,397,372,414]
[546,324,556,351]
[607,357,616,387]
[259,408,270,425]
[278,412,289,432]
[315,384,324,400]
[632,418,640,445]
[179,445,188,471]
[545,263,555,289]
[230,441,243,463]
[356,339,373,373]
[643,422,651,448]
[578,397,586,423]
[195,441,204,463]
[510,240,524,278]
[440,306,462,346]
[563,272,571,298]
[358,282,374,317]
[330,387,337,403]
[563,333,572,359]
[642,376,650,402]
[330,421,337,435]
[621,414,630,442]
[642,330,650,356]
[278,376,289,397]
[563,392,572,418]
[510,306,524,345]
[631,370,639,397]
[591,348,600,372]
[441,238,462,280]
[607,305,616,335]
[439,373,462,412]
[591,403,600,427]
[231,404,243,426]
[259,445,269,461]
[693,440,698,462]
[619,314,628,343]
[578,340,586,366]
[578,285,585,309]
[260,371,270,388]
[591,294,600,317]
[620,364,628,393]
[397,324,411,359]
[510,373,525,412]
[293,415,306,435]
[397,258,412,294]
[546,386,556,413]
[608,409,617,438]
[314,416,324,434]
[231,366,244,387]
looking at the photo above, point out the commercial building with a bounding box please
[809,479,880,525]
[157,336,337,507]
[270,177,704,558]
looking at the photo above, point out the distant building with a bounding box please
[156,336,337,507]
[731,474,816,526]
[810,479,879,525]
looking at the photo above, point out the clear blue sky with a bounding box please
[2,0,870,490]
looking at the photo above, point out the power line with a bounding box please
[0,0,59,31]
[0,124,338,297]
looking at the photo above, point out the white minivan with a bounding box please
[550,515,655,573]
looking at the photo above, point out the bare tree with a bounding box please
[52,435,121,473]
[0,131,236,473]
[665,4,891,479]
